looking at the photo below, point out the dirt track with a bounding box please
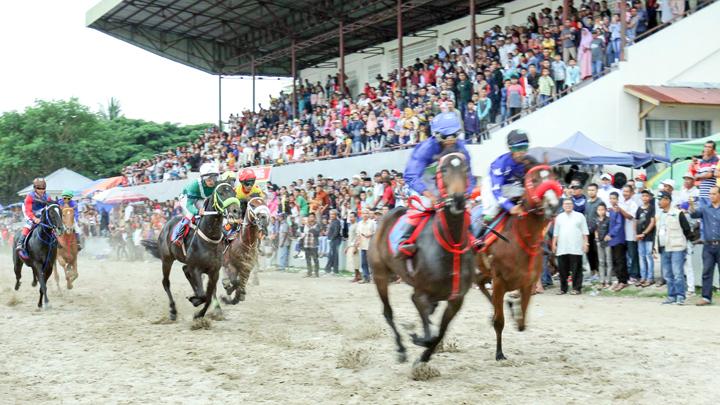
[1,254,719,404]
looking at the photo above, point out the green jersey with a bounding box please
[182,178,215,215]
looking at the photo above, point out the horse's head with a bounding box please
[210,182,242,223]
[246,196,270,236]
[43,204,64,234]
[436,151,468,215]
[61,207,75,232]
[522,159,562,219]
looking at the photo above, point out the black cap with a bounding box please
[657,191,672,200]
[641,189,654,197]
[507,129,529,147]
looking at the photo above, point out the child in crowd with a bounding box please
[593,203,612,288]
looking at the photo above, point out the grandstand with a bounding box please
[87,0,720,182]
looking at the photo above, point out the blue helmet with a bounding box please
[431,112,462,139]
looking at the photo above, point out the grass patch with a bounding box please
[596,285,668,299]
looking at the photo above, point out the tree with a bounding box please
[0,98,209,204]
[99,97,123,120]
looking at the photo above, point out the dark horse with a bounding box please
[142,182,241,320]
[221,196,270,305]
[369,150,475,365]
[13,204,65,309]
[476,162,561,360]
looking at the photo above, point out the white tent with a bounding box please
[17,168,94,198]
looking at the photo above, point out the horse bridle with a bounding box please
[434,152,468,211]
[199,183,240,217]
[39,204,63,233]
[245,196,270,227]
[521,164,559,215]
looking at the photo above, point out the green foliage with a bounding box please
[0,98,209,204]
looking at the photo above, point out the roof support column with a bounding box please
[251,56,256,114]
[291,39,297,118]
[470,0,476,64]
[339,20,345,96]
[619,0,627,61]
[218,75,223,130]
[397,0,403,80]
[562,0,569,23]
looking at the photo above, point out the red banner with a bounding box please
[249,166,272,182]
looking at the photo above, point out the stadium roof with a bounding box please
[87,0,504,77]
[624,85,720,107]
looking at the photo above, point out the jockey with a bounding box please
[171,162,219,245]
[396,112,475,258]
[57,190,83,251]
[236,168,265,220]
[16,178,52,260]
[481,129,531,222]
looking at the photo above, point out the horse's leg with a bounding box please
[492,281,507,361]
[162,260,177,321]
[478,275,493,303]
[517,283,533,332]
[43,265,52,308]
[13,255,22,291]
[373,265,407,363]
[410,292,433,346]
[51,262,61,291]
[187,266,206,307]
[418,296,464,363]
[195,270,218,319]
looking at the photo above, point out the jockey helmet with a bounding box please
[507,129,529,150]
[238,168,257,189]
[61,190,74,199]
[219,171,235,183]
[33,178,47,189]
[431,112,462,140]
[199,162,219,178]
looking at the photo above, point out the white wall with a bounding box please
[299,0,561,95]
[471,0,720,174]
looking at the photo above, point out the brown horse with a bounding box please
[369,150,475,366]
[53,206,79,290]
[476,162,561,360]
[221,196,270,305]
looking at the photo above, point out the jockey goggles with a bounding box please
[241,179,256,188]
[509,142,529,152]
[434,131,460,141]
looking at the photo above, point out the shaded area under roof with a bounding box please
[624,85,720,106]
[554,132,635,166]
[87,0,505,76]
[17,168,94,197]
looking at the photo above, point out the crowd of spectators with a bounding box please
[115,1,695,187]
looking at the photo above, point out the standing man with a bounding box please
[344,211,360,282]
[656,191,690,305]
[689,186,720,306]
[302,213,321,277]
[585,183,603,281]
[552,199,590,295]
[355,209,376,283]
[608,192,629,291]
[693,140,718,209]
[324,209,342,275]
[619,184,640,284]
[597,173,619,206]
[277,213,291,272]
[678,172,700,295]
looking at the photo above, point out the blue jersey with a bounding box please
[404,137,475,195]
[489,152,527,211]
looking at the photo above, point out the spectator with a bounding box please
[560,20,577,63]
[590,30,605,78]
[302,212,321,277]
[636,189,657,286]
[537,68,555,106]
[692,141,718,208]
[552,199,590,295]
[678,172,699,295]
[345,211,360,282]
[324,209,342,275]
[689,186,720,306]
[608,191,629,291]
[565,59,581,88]
[551,54,567,91]
[593,202,613,288]
[620,184,641,284]
[277,214,291,272]
[585,183,603,279]
[657,191,691,305]
[355,209,376,283]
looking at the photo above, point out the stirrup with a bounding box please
[397,242,416,258]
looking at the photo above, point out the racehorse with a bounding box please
[369,150,475,365]
[53,206,79,290]
[221,196,270,305]
[141,183,241,320]
[13,204,64,309]
[476,161,561,360]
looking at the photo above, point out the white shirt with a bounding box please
[597,185,620,206]
[619,197,638,241]
[553,210,589,256]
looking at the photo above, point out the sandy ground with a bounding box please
[1,253,719,405]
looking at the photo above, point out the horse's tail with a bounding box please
[140,239,161,259]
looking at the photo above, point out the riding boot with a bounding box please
[395,224,417,259]
[172,217,190,246]
[16,233,30,261]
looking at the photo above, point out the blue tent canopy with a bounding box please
[624,151,671,168]
[554,132,634,166]
[527,147,589,165]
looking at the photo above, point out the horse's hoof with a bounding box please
[410,333,432,348]
[14,281,20,291]
[496,353,507,361]
[238,293,246,302]
[518,324,526,332]
[169,312,177,321]
[397,351,407,363]
[31,280,38,287]
[188,296,205,307]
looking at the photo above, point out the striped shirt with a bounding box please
[697,155,718,198]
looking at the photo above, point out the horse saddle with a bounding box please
[473,207,509,253]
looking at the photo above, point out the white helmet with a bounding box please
[199,162,219,177]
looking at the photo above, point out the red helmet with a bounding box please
[238,169,257,182]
